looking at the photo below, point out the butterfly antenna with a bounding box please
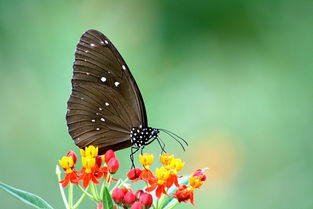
[156,137,167,154]
[159,129,189,145]
[158,129,187,151]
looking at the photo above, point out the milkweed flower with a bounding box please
[173,184,194,205]
[139,153,154,168]
[160,153,174,166]
[146,167,171,198]
[173,169,207,205]
[58,153,79,187]
[166,158,184,188]
[128,168,142,180]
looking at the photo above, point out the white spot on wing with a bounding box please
[105,102,109,106]
[101,77,107,82]
[105,40,109,44]
[114,81,120,87]
[101,118,105,122]
[91,119,95,122]
[96,128,100,131]
[122,65,126,70]
[99,107,102,111]
[90,43,95,47]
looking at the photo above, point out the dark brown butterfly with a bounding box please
[66,29,187,166]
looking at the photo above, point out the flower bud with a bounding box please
[128,168,142,180]
[66,151,77,164]
[123,191,136,206]
[112,188,125,204]
[105,149,115,164]
[96,155,102,167]
[108,157,119,174]
[193,169,206,181]
[135,190,144,199]
[139,193,153,208]
[96,202,103,209]
[131,201,143,209]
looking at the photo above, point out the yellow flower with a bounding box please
[189,176,203,189]
[59,156,74,173]
[80,145,98,158]
[160,153,174,166]
[156,167,170,185]
[82,156,96,173]
[169,158,185,172]
[139,153,154,168]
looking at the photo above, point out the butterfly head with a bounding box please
[130,126,159,147]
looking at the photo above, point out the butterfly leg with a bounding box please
[130,146,140,169]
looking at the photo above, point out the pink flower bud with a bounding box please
[139,193,153,208]
[135,190,144,199]
[112,188,125,204]
[123,191,136,206]
[66,150,77,164]
[105,149,115,164]
[131,201,143,209]
[108,157,119,174]
[96,202,103,209]
[128,168,142,180]
[193,169,206,181]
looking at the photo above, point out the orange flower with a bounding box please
[58,155,78,187]
[78,153,103,187]
[173,184,194,205]
[145,167,170,198]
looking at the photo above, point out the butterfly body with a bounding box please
[130,126,159,148]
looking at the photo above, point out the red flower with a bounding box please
[173,184,194,205]
[123,191,136,206]
[105,149,115,164]
[128,168,142,180]
[193,169,206,181]
[146,183,167,199]
[139,169,156,184]
[66,151,77,164]
[166,173,179,188]
[59,171,78,187]
[108,157,119,174]
[131,201,143,209]
[139,192,153,208]
[112,188,125,204]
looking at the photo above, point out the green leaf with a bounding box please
[0,181,54,209]
[102,186,114,209]
[159,176,189,209]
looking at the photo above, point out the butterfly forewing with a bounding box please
[66,29,147,153]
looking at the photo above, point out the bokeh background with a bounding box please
[0,0,313,208]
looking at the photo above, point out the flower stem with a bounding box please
[166,200,179,209]
[90,182,99,201]
[73,190,87,209]
[56,165,70,209]
[68,183,73,209]
[78,185,97,201]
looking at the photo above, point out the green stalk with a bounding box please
[73,191,87,209]
[78,185,97,201]
[90,182,99,201]
[68,183,73,209]
[56,165,70,209]
[165,200,179,209]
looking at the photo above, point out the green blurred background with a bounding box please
[0,0,312,208]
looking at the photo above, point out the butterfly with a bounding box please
[66,29,187,167]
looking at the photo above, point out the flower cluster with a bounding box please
[57,146,206,209]
[127,153,206,205]
[112,187,153,209]
[58,146,119,188]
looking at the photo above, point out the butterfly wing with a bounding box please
[66,29,147,153]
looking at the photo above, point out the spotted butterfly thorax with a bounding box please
[66,30,187,166]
